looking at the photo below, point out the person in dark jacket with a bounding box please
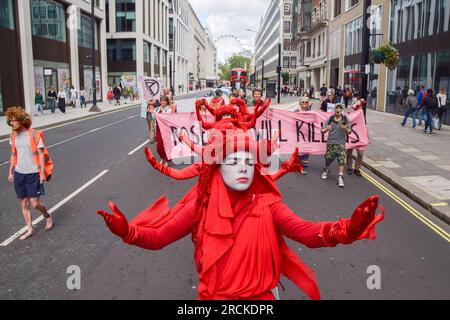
[47,88,57,114]
[423,89,438,134]
[113,84,122,106]
[335,85,343,103]
[320,91,336,112]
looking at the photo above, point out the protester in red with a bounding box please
[98,125,385,300]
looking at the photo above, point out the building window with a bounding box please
[312,38,316,58]
[306,41,311,57]
[0,0,14,30]
[284,21,291,33]
[106,0,109,33]
[116,0,136,32]
[78,14,98,50]
[333,0,342,18]
[345,16,363,56]
[284,3,291,15]
[30,0,66,42]
[318,34,321,56]
[153,46,160,65]
[290,57,297,68]
[330,28,341,59]
[107,39,136,63]
[143,42,150,63]
[283,39,291,51]
[346,0,359,10]
[283,57,290,68]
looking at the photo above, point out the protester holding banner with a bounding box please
[295,96,312,175]
[146,99,157,144]
[250,88,264,107]
[155,96,173,165]
[347,98,368,177]
[320,90,336,113]
[321,104,352,188]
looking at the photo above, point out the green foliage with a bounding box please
[282,72,290,84]
[219,54,252,80]
[371,44,399,70]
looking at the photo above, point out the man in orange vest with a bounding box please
[6,107,53,240]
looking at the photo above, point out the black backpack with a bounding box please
[428,95,438,109]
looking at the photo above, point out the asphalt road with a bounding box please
[0,101,449,300]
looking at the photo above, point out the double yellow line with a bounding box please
[361,170,450,243]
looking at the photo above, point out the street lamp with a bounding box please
[89,0,101,112]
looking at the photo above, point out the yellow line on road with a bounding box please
[431,203,449,207]
[361,170,450,243]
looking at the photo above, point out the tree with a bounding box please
[218,54,252,81]
[282,72,290,85]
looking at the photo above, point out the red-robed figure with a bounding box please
[97,101,384,300]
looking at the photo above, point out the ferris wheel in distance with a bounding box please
[214,34,254,61]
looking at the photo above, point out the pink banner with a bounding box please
[156,109,369,160]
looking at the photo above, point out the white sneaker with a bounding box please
[338,176,345,188]
[321,170,329,180]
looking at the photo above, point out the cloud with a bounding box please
[189,0,269,62]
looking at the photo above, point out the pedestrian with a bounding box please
[250,87,264,107]
[97,126,384,300]
[343,86,352,108]
[238,88,248,104]
[335,85,343,103]
[113,84,122,106]
[57,87,66,114]
[6,107,53,240]
[229,87,238,102]
[401,90,418,128]
[309,86,315,99]
[319,83,328,103]
[169,96,177,113]
[147,99,157,144]
[80,87,87,108]
[423,88,438,134]
[295,96,312,175]
[47,88,57,114]
[107,86,114,104]
[70,86,77,108]
[436,88,447,130]
[417,85,427,126]
[155,96,172,166]
[321,104,352,188]
[347,98,368,177]
[212,89,225,109]
[320,90,336,112]
[34,89,44,116]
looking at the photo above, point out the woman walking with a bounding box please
[34,90,45,116]
[57,88,66,114]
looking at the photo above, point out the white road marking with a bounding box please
[0,116,139,167]
[0,170,109,247]
[128,140,150,155]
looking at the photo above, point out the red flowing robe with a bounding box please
[124,165,383,300]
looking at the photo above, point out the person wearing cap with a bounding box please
[401,89,419,128]
[321,104,352,187]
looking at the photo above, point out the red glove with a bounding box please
[144,147,158,167]
[144,147,173,176]
[323,195,385,246]
[97,201,132,241]
[280,148,303,173]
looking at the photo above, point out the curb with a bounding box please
[361,157,450,225]
[0,103,140,140]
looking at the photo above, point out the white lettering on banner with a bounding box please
[156,109,369,161]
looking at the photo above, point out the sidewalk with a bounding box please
[275,98,450,224]
[0,100,141,140]
[0,90,205,139]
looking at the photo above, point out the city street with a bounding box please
[1,99,449,300]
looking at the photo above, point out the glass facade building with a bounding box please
[386,0,450,124]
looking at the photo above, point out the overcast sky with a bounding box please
[189,0,270,63]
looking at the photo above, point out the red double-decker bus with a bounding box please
[230,68,248,91]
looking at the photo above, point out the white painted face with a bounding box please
[220,151,255,192]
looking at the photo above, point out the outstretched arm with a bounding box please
[202,98,216,116]
[270,148,302,181]
[256,98,271,118]
[272,196,384,248]
[97,200,196,250]
[144,147,202,180]
[195,100,213,130]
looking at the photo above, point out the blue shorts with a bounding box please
[13,171,40,199]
